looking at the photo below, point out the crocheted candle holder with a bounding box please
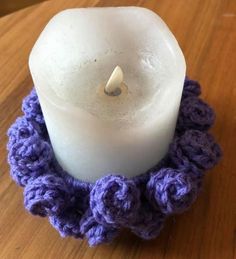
[7,77,222,246]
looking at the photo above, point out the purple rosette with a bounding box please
[182,78,201,98]
[177,97,215,131]
[90,175,141,227]
[8,135,53,186]
[7,116,40,148]
[146,168,198,215]
[170,130,222,170]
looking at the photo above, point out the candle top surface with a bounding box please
[29,7,186,128]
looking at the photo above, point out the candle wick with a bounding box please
[105,66,123,96]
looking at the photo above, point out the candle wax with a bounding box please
[29,7,186,182]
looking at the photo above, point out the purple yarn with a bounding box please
[24,175,70,216]
[146,168,198,215]
[9,136,52,171]
[90,175,141,227]
[49,181,90,238]
[170,130,222,170]
[49,209,83,238]
[7,116,40,148]
[177,97,215,131]
[6,78,222,246]
[130,203,166,239]
[22,88,48,137]
[51,160,92,212]
[177,161,204,191]
[60,168,93,195]
[8,135,53,186]
[80,209,96,234]
[80,209,118,246]
[22,88,44,125]
[182,78,201,98]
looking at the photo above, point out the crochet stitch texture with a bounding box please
[7,78,222,246]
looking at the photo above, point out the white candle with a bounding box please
[29,7,186,182]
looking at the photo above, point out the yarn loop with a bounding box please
[177,97,215,131]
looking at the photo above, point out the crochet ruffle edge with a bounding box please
[7,78,222,246]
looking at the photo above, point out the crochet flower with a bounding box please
[80,209,119,246]
[170,130,222,170]
[7,116,40,148]
[8,135,53,186]
[49,209,83,238]
[146,168,198,215]
[22,88,44,125]
[177,97,215,131]
[182,78,201,98]
[90,175,141,227]
[24,175,70,216]
[130,202,166,239]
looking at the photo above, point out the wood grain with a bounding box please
[0,0,48,17]
[0,0,235,258]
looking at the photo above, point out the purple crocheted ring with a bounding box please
[7,77,222,247]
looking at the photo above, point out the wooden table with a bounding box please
[0,0,46,17]
[0,0,235,258]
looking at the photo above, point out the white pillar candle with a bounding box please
[29,7,186,182]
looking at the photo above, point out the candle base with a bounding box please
[7,77,222,246]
